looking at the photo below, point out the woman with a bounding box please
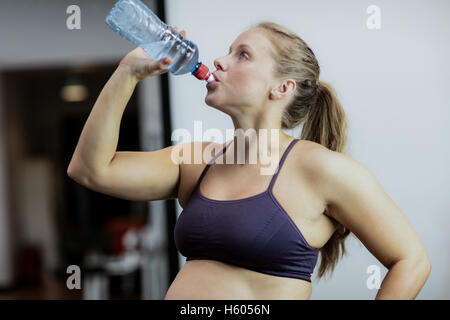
[68,22,431,300]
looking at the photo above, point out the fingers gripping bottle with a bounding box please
[105,0,215,83]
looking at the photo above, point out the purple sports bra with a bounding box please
[174,138,319,282]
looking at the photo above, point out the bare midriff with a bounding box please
[164,259,312,300]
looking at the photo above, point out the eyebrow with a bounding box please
[228,44,253,53]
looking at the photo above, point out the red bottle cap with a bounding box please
[193,63,211,81]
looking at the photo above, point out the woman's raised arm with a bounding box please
[67,30,188,201]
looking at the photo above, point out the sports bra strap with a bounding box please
[267,139,299,191]
[196,141,233,187]
[196,138,299,192]
[207,141,233,165]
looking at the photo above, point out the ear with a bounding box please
[269,79,296,100]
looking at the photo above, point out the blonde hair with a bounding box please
[253,21,350,280]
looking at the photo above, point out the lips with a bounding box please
[206,80,219,88]
[212,72,221,82]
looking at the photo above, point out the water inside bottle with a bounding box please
[140,40,198,75]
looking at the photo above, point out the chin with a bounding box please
[205,95,219,108]
[205,97,228,113]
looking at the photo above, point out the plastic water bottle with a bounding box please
[105,0,215,83]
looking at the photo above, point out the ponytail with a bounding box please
[301,80,348,153]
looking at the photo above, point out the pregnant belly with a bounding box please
[164,259,312,300]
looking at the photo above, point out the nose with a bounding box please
[214,56,226,72]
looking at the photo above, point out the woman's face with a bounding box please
[205,28,279,113]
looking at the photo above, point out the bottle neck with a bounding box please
[192,63,212,81]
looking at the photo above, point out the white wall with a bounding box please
[166,0,450,299]
[0,0,166,291]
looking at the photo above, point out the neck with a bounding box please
[226,116,293,165]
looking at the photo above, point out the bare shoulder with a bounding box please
[293,139,335,174]
[295,140,367,201]
[300,142,379,213]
